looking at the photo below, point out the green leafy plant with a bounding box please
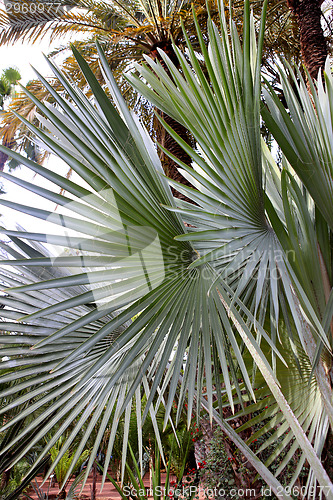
[200,429,239,499]
[49,437,90,498]
[107,438,196,500]
[0,459,30,500]
[0,1,333,499]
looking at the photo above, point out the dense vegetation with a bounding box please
[0,1,333,499]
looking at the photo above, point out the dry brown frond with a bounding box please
[0,2,109,45]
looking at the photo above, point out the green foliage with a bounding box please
[0,67,21,107]
[200,427,309,500]
[165,426,195,479]
[108,435,195,500]
[200,429,238,496]
[0,459,30,499]
[2,68,21,85]
[49,437,90,489]
[0,2,333,499]
[0,77,11,99]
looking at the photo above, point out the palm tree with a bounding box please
[0,0,318,182]
[0,0,221,189]
[0,1,333,497]
[0,67,21,109]
[0,67,21,171]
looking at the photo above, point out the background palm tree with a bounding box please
[0,67,21,109]
[0,67,21,171]
[286,0,328,80]
[1,0,329,181]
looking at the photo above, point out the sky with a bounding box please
[0,39,53,83]
[0,34,82,240]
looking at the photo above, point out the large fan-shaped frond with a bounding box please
[0,14,282,490]
[0,2,332,496]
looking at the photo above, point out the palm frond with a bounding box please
[0,1,109,45]
[0,25,276,489]
[128,2,330,352]
[0,1,332,496]
[128,1,333,492]
[263,58,333,233]
[228,326,328,497]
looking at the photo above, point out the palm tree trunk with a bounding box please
[0,470,10,491]
[287,0,327,80]
[150,41,195,202]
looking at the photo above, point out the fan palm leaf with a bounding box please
[0,15,279,491]
[128,0,333,493]
[128,2,331,354]
[0,1,332,497]
[227,324,328,497]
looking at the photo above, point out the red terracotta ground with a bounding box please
[24,471,206,499]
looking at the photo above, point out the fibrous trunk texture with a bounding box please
[287,0,327,80]
[150,41,194,202]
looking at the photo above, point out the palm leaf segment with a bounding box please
[0,1,332,495]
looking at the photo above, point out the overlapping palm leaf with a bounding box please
[0,235,164,487]
[0,0,218,173]
[227,326,328,496]
[262,59,333,234]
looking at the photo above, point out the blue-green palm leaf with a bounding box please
[0,16,282,490]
